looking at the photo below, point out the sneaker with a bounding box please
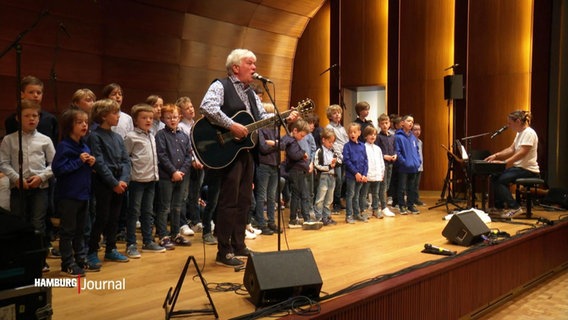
[136,220,141,229]
[247,224,262,235]
[267,222,283,233]
[245,229,257,239]
[48,247,61,259]
[322,218,337,226]
[174,234,192,246]
[373,210,384,219]
[160,236,176,250]
[126,244,141,259]
[142,242,166,252]
[260,226,274,235]
[215,252,244,268]
[357,213,369,222]
[415,200,425,206]
[191,222,203,233]
[382,207,396,217]
[203,233,218,245]
[87,252,102,267]
[302,221,323,230]
[234,247,253,258]
[399,206,409,215]
[79,260,101,272]
[42,262,50,273]
[180,224,195,236]
[408,206,420,214]
[60,264,85,278]
[104,249,129,262]
[288,219,302,229]
[345,216,355,224]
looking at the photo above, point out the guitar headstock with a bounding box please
[296,98,315,115]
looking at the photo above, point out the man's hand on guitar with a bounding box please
[230,122,248,140]
[286,110,300,123]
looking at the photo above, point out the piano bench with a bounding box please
[515,178,545,219]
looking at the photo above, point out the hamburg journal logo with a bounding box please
[34,277,126,294]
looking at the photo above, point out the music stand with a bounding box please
[428,145,465,212]
[460,132,492,209]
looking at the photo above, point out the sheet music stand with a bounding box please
[429,145,465,212]
[163,256,218,319]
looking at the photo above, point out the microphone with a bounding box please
[422,243,457,256]
[319,64,338,76]
[59,22,71,38]
[444,63,459,71]
[490,125,508,139]
[253,73,272,83]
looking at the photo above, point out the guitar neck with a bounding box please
[246,110,292,133]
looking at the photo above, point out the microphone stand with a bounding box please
[261,81,289,251]
[0,10,49,216]
[461,131,492,208]
[50,23,68,114]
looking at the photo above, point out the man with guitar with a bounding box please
[198,48,299,267]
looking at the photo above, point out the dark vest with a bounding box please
[217,78,260,120]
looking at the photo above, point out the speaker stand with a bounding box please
[163,256,219,319]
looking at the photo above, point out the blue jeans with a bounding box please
[379,163,393,209]
[492,167,539,209]
[254,164,278,225]
[313,173,336,220]
[345,178,363,218]
[333,165,344,205]
[202,170,222,235]
[157,178,189,238]
[288,168,310,221]
[362,181,380,211]
[398,172,419,208]
[127,181,156,245]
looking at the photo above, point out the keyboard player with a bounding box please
[484,110,540,218]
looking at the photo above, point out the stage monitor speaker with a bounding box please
[243,249,322,307]
[444,74,463,100]
[442,210,490,246]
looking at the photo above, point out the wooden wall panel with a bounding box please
[398,0,455,191]
[290,1,331,125]
[466,0,533,153]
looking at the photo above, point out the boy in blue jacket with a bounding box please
[394,115,422,214]
[342,123,368,223]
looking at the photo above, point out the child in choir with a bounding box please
[86,99,131,265]
[412,122,424,206]
[155,104,192,249]
[394,115,422,214]
[313,128,338,225]
[354,101,374,142]
[0,100,55,272]
[52,108,96,276]
[124,104,165,259]
[146,95,165,136]
[362,126,385,218]
[343,123,368,223]
[281,119,316,228]
[102,83,133,139]
[376,114,397,217]
[325,104,349,212]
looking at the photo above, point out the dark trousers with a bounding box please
[58,199,87,269]
[214,151,254,256]
[88,177,124,253]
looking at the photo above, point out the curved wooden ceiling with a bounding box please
[136,0,326,107]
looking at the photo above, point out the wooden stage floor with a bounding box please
[47,191,568,319]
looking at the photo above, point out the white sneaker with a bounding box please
[191,222,203,233]
[180,224,195,236]
[247,224,262,235]
[210,221,215,232]
[383,207,396,217]
[245,229,257,240]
